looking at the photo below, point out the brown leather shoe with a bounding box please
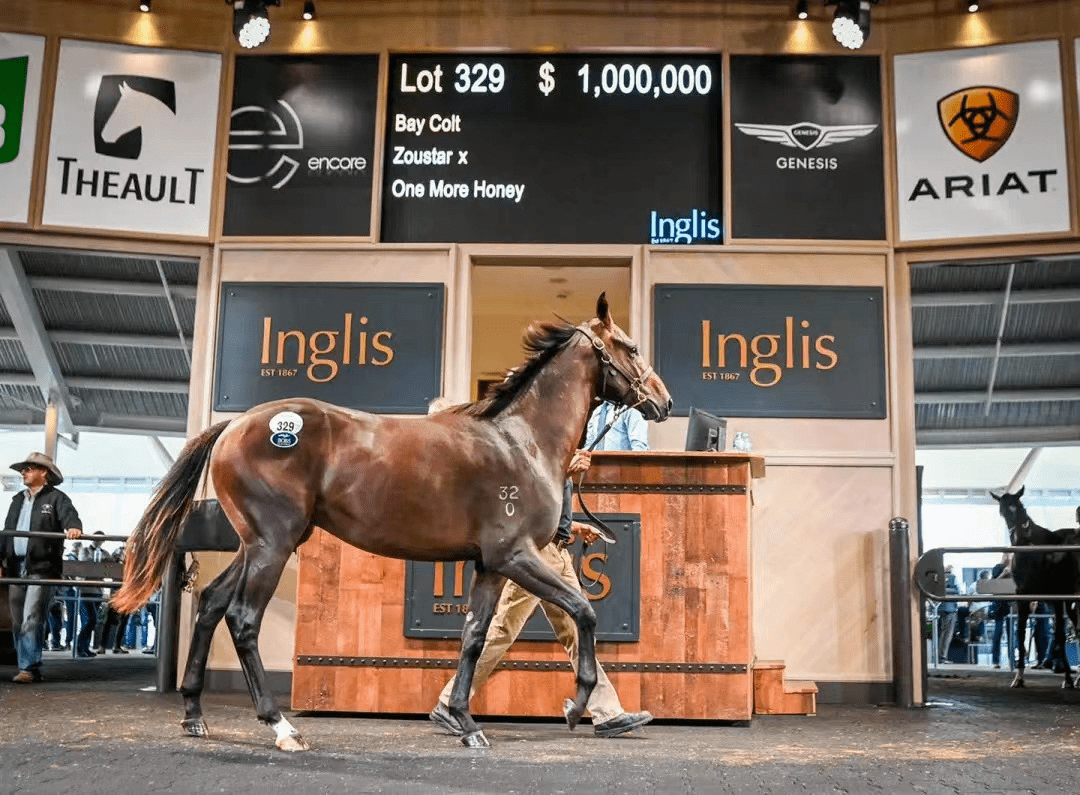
[12,670,35,683]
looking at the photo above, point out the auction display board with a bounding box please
[380,53,723,244]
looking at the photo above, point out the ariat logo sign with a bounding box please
[937,86,1019,162]
[93,75,177,160]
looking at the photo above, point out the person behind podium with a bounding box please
[1,452,83,683]
[426,397,653,739]
[585,400,649,451]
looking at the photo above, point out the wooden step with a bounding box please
[753,659,818,716]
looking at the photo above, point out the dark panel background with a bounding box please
[653,284,887,419]
[730,55,885,240]
[223,54,378,236]
[381,54,722,243]
[214,283,443,413]
[404,514,640,641]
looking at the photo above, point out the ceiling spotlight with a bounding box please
[229,0,280,49]
[303,1,316,20]
[967,1,980,11]
[831,0,872,50]
[796,0,809,20]
[138,0,151,11]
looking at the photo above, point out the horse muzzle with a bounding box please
[640,397,672,422]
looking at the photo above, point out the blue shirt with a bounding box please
[13,490,34,557]
[586,403,649,451]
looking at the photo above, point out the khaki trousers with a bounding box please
[437,543,624,724]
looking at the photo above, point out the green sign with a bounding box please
[0,56,29,164]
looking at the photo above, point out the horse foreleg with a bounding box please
[222,546,305,751]
[448,563,506,749]
[1052,601,1075,688]
[500,552,597,731]
[1011,601,1030,688]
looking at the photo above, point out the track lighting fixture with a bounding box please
[303,1,316,21]
[796,0,809,20]
[830,0,873,50]
[138,0,151,11]
[229,0,280,49]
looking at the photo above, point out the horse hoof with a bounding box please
[276,734,310,752]
[1063,680,1076,690]
[461,731,490,748]
[1010,678,1025,688]
[563,698,583,731]
[181,718,209,738]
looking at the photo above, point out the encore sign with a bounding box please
[404,514,641,642]
[653,284,887,419]
[213,282,444,413]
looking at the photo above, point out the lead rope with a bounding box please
[571,404,626,591]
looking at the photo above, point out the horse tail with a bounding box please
[112,421,230,613]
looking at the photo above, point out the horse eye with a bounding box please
[628,346,639,356]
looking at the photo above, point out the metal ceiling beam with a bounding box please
[0,327,186,349]
[156,259,192,367]
[917,425,1080,448]
[915,389,1080,404]
[0,410,186,436]
[984,262,1015,415]
[28,275,197,300]
[0,371,189,394]
[911,288,1080,307]
[0,248,77,435]
[914,341,1080,359]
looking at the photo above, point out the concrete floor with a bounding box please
[2,653,1080,794]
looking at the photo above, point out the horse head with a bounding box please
[990,486,1029,544]
[100,80,176,145]
[580,292,672,422]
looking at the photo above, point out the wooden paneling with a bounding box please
[292,452,759,720]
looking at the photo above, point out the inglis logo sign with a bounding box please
[653,284,886,419]
[649,209,721,245]
[214,283,443,413]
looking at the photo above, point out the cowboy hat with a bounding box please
[10,452,64,485]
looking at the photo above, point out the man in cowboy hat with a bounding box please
[2,452,83,683]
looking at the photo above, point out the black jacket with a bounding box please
[2,485,82,578]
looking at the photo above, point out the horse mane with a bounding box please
[453,320,579,419]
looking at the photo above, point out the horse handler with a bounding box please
[429,447,653,739]
[1,452,83,683]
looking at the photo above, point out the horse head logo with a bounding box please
[937,85,1019,162]
[93,75,177,160]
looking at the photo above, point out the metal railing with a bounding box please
[915,545,1080,604]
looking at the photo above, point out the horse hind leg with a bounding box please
[1052,601,1075,689]
[223,541,307,751]
[447,563,507,749]
[179,554,245,738]
[497,551,597,731]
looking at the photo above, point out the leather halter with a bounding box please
[574,324,654,411]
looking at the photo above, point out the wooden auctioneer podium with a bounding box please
[292,451,767,721]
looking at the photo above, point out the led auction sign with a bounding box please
[381,53,722,244]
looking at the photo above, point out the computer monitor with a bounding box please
[684,407,727,452]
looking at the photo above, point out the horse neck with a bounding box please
[510,336,597,468]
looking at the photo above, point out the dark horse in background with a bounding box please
[991,487,1080,689]
[113,293,672,751]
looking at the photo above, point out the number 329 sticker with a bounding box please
[269,411,304,449]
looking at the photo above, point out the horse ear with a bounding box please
[989,489,1003,501]
[1016,485,1025,498]
[596,292,612,329]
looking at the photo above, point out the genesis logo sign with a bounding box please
[936,86,1019,162]
[227,100,368,189]
[734,121,877,171]
[93,75,177,160]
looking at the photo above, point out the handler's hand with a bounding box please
[567,449,592,475]
[65,529,82,540]
[571,521,600,545]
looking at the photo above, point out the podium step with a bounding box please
[753,660,817,716]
